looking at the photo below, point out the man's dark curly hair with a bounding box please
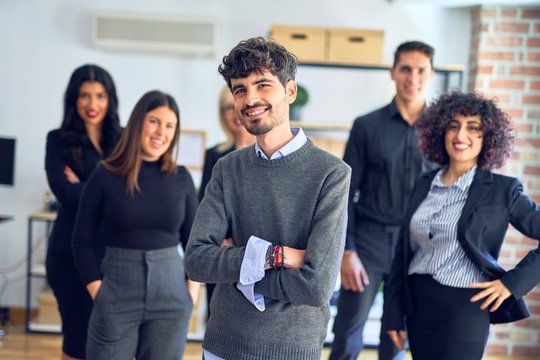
[218,37,297,89]
[417,91,514,170]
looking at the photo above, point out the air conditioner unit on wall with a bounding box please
[93,12,218,56]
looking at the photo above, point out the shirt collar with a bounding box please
[388,98,401,119]
[255,128,306,160]
[432,165,478,192]
[389,97,427,127]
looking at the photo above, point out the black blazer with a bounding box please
[199,143,235,202]
[45,129,117,254]
[384,167,540,328]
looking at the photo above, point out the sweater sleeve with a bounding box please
[72,165,107,284]
[254,164,351,307]
[45,130,84,211]
[500,178,540,298]
[179,168,199,252]
[184,160,247,283]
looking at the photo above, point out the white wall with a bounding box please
[0,0,471,307]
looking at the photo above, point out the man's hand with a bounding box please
[340,250,369,292]
[86,280,102,300]
[387,330,407,351]
[282,246,305,269]
[221,237,234,248]
[470,279,512,312]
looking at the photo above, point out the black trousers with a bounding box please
[407,274,490,360]
[46,251,93,359]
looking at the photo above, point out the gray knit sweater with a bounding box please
[185,139,351,360]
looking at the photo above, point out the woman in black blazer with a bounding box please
[45,64,121,360]
[384,91,540,360]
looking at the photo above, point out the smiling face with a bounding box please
[76,81,109,128]
[140,106,178,161]
[445,114,484,169]
[391,50,434,104]
[230,70,296,136]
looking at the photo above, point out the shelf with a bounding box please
[300,61,464,74]
[28,322,61,333]
[299,61,464,91]
[30,263,47,277]
[29,210,57,222]
[290,120,351,131]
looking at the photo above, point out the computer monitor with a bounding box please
[0,137,16,186]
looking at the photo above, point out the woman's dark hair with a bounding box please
[103,90,180,196]
[417,91,514,170]
[218,36,297,89]
[60,64,121,172]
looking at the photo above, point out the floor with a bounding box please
[0,324,536,360]
[0,329,393,360]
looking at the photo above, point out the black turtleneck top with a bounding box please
[72,161,198,284]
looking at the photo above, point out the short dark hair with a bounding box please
[218,37,297,89]
[393,41,435,69]
[417,91,514,170]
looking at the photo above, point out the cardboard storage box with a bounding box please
[271,25,327,63]
[328,28,384,65]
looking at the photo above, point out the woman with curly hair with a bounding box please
[383,91,540,360]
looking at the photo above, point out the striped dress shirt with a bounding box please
[408,165,487,288]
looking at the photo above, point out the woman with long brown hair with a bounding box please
[72,90,198,359]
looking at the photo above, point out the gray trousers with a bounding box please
[86,246,193,360]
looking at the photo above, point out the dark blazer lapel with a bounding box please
[409,172,435,215]
[459,168,493,225]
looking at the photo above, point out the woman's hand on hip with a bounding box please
[470,279,512,312]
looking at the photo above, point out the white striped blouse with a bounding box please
[408,165,487,288]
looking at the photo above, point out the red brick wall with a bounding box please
[468,5,540,357]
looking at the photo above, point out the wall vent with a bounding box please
[93,12,218,56]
